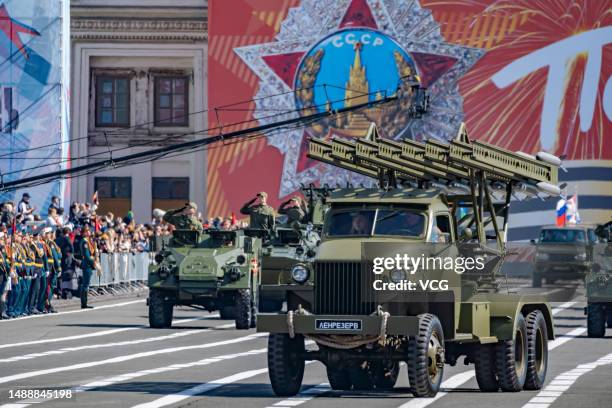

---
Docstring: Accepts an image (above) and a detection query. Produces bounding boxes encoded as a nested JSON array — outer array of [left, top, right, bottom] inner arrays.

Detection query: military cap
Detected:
[[186, 202, 198, 210], [257, 191, 268, 198]]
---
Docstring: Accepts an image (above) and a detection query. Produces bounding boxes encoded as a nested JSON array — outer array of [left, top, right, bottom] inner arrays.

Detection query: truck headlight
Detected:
[[390, 269, 406, 283], [536, 253, 549, 261], [291, 264, 309, 284], [575, 253, 587, 261]]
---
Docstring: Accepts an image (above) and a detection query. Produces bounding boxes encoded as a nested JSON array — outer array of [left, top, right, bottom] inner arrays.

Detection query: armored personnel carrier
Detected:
[[586, 221, 612, 337], [148, 229, 261, 329], [257, 123, 562, 397]]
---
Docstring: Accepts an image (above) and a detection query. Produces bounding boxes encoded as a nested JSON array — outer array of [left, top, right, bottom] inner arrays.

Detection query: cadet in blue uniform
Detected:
[[79, 225, 95, 309]]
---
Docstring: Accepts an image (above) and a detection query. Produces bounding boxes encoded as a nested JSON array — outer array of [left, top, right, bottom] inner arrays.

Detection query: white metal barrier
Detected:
[[91, 252, 151, 287]]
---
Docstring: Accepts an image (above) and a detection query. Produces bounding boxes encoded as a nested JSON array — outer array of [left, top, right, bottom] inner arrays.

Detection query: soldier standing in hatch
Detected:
[[278, 196, 307, 225], [163, 202, 203, 231], [240, 192, 275, 230]]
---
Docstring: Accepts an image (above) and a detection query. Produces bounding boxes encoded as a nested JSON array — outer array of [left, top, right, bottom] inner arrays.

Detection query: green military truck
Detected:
[[531, 225, 599, 287], [148, 229, 261, 329], [257, 124, 562, 397], [586, 221, 612, 337]]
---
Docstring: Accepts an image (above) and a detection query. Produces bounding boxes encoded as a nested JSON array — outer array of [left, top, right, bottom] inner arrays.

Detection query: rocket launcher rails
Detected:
[[307, 122, 561, 197]]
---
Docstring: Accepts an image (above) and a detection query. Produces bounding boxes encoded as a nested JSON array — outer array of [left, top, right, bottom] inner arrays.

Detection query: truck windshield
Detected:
[[540, 229, 586, 243], [325, 209, 425, 237]]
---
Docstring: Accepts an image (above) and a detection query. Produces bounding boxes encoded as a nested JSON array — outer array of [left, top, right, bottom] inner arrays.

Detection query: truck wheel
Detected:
[[587, 303, 606, 338], [474, 344, 499, 392], [235, 289, 252, 330], [326, 366, 352, 390], [524, 310, 548, 390], [496, 313, 527, 392], [372, 361, 400, 389], [532, 272, 542, 288], [268, 334, 305, 396], [148, 289, 173, 328], [408, 313, 445, 397], [607, 309, 612, 328]]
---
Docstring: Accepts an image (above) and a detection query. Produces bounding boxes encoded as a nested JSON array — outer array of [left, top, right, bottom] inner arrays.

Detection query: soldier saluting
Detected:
[[278, 196, 307, 225], [240, 191, 275, 231], [163, 202, 203, 231]]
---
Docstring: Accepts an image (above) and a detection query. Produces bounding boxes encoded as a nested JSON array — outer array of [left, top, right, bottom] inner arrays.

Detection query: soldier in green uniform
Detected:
[[163, 202, 203, 231], [278, 196, 308, 225], [240, 191, 275, 231], [44, 228, 61, 313], [79, 225, 95, 309]]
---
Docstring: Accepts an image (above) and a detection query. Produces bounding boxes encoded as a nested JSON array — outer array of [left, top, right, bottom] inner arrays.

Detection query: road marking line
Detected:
[[0, 299, 145, 323], [0, 327, 215, 363], [0, 329, 265, 385], [398, 300, 582, 408], [521, 351, 612, 408], [0, 347, 269, 408], [266, 383, 330, 408], [0, 314, 219, 350]]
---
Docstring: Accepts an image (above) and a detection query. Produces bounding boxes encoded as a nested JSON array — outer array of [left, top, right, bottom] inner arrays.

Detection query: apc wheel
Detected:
[[268, 334, 305, 396], [587, 303, 606, 338], [408, 314, 445, 397], [326, 366, 351, 390], [474, 344, 499, 392], [372, 361, 400, 389], [148, 289, 173, 328], [235, 289, 252, 330], [532, 272, 542, 288], [496, 313, 527, 392], [524, 310, 548, 390]]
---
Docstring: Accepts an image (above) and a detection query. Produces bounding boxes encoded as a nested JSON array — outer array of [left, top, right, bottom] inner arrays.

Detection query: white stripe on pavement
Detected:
[[0, 329, 266, 385], [522, 352, 612, 408], [398, 299, 583, 408], [0, 299, 145, 323], [266, 383, 330, 408], [0, 328, 212, 363], [0, 314, 219, 350], [130, 368, 270, 408], [0, 347, 269, 408]]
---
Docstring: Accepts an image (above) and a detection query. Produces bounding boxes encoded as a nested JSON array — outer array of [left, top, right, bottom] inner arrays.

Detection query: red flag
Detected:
[[94, 216, 101, 233], [92, 190, 99, 205], [231, 212, 237, 226]]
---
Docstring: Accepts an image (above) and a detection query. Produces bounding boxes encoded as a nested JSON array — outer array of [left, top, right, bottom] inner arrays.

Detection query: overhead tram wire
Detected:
[[2, 86, 391, 179], [0, 91, 399, 192]]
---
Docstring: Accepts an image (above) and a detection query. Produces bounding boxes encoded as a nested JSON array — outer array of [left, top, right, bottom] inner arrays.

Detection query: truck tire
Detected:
[[148, 289, 173, 328], [408, 313, 445, 397], [474, 344, 499, 392], [496, 313, 527, 392], [372, 361, 399, 389], [524, 310, 548, 390], [532, 272, 542, 288], [326, 366, 351, 390], [587, 303, 606, 338], [235, 289, 252, 330], [607, 309, 612, 328], [268, 334, 305, 396]]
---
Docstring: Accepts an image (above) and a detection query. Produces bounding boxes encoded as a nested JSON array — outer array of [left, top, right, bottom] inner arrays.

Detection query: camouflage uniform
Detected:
[[278, 197, 307, 225], [163, 203, 203, 231], [240, 194, 275, 230]]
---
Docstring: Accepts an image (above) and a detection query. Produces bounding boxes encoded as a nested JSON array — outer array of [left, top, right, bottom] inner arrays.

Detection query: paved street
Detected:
[[0, 282, 610, 408]]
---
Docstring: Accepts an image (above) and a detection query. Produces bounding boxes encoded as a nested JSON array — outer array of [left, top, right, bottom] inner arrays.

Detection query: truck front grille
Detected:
[[313, 261, 375, 315]]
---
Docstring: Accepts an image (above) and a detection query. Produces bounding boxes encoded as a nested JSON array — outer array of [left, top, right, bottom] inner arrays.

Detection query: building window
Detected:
[[94, 177, 132, 217], [152, 177, 189, 211], [96, 76, 130, 127], [154, 76, 188, 126]]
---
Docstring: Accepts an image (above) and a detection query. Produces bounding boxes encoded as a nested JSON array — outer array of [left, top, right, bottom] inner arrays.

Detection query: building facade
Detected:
[[70, 0, 207, 222]]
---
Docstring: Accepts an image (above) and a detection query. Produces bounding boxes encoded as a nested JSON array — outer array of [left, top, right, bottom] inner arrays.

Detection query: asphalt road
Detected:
[[0, 281, 610, 408]]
